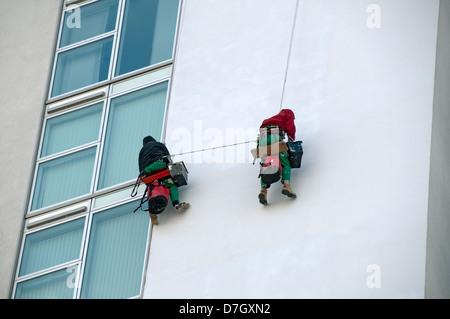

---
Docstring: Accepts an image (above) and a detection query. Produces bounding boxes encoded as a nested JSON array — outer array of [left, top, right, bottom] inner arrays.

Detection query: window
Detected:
[[31, 146, 97, 211], [40, 102, 103, 157], [80, 201, 150, 298], [31, 75, 170, 212], [15, 217, 86, 299], [50, 0, 180, 99], [18, 217, 86, 278], [98, 81, 168, 189], [14, 201, 150, 299], [115, 0, 179, 76], [31, 102, 103, 211], [59, 0, 119, 48], [13, 0, 181, 299], [52, 36, 114, 97]]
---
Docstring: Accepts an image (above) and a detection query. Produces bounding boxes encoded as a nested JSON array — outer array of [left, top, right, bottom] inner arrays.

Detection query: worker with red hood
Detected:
[[258, 109, 297, 205]]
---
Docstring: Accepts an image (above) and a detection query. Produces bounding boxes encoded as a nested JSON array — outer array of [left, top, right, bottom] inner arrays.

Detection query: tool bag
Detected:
[[286, 141, 303, 168], [259, 155, 283, 185], [147, 181, 170, 214], [168, 161, 189, 187], [132, 179, 170, 214]]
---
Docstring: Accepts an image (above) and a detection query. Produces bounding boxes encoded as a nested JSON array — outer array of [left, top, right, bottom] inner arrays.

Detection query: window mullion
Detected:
[[56, 30, 117, 54], [109, 0, 126, 80], [74, 209, 93, 299], [91, 85, 112, 195], [37, 141, 99, 164]]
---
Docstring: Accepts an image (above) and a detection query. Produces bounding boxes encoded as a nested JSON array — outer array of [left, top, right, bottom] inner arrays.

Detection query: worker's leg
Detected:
[[143, 161, 166, 175], [258, 134, 279, 204], [169, 185, 179, 205], [259, 184, 268, 205], [279, 151, 291, 182], [162, 179, 189, 212], [280, 151, 296, 198], [144, 162, 180, 205], [162, 179, 179, 205], [259, 134, 278, 188]]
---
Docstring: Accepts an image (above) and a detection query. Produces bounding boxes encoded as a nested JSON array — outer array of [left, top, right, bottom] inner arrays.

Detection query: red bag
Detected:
[[147, 181, 170, 214], [260, 155, 282, 185]]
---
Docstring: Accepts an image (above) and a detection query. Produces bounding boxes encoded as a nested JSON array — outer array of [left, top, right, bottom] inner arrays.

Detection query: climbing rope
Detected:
[[279, 0, 300, 110], [168, 140, 257, 158]]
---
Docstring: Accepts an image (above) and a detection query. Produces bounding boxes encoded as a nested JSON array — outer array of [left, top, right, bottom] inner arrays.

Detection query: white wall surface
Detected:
[[143, 0, 439, 298]]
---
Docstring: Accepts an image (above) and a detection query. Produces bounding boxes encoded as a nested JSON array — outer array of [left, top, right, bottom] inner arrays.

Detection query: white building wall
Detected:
[[143, 0, 440, 298]]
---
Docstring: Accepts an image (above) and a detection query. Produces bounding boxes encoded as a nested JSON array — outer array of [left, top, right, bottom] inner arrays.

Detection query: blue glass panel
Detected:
[[19, 217, 85, 277], [41, 102, 103, 157], [115, 0, 180, 76], [31, 147, 96, 211], [97, 81, 168, 190], [15, 268, 76, 299], [51, 36, 113, 97], [80, 201, 149, 299], [60, 0, 119, 47]]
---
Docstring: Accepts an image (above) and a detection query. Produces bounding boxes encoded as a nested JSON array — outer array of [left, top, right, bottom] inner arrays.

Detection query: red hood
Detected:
[[279, 109, 295, 121], [260, 109, 296, 140]]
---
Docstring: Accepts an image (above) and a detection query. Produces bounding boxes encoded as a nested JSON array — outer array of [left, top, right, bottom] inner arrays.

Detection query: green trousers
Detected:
[[143, 161, 179, 205], [258, 134, 291, 187]]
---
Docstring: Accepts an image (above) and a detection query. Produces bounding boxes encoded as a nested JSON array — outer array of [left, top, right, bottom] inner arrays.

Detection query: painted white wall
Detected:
[[143, 0, 439, 298]]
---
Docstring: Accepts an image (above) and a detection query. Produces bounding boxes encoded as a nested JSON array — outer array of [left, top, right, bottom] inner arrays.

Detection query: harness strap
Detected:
[[133, 185, 148, 213]]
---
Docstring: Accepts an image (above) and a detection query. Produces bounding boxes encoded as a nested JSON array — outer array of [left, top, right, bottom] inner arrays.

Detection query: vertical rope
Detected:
[[280, 0, 300, 110]]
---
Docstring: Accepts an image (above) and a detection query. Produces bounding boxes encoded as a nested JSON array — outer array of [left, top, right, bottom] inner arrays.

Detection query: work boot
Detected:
[[149, 213, 159, 225], [259, 186, 268, 206], [175, 202, 190, 212], [281, 181, 297, 199]]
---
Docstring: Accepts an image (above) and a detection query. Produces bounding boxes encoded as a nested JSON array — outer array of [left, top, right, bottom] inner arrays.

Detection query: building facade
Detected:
[[0, 0, 449, 299]]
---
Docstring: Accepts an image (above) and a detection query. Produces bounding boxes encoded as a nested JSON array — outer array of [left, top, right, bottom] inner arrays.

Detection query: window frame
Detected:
[[28, 68, 172, 216], [94, 77, 171, 192], [49, 0, 122, 100], [12, 213, 89, 299], [13, 195, 151, 299], [28, 99, 107, 214], [48, 0, 181, 102], [76, 198, 151, 299]]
